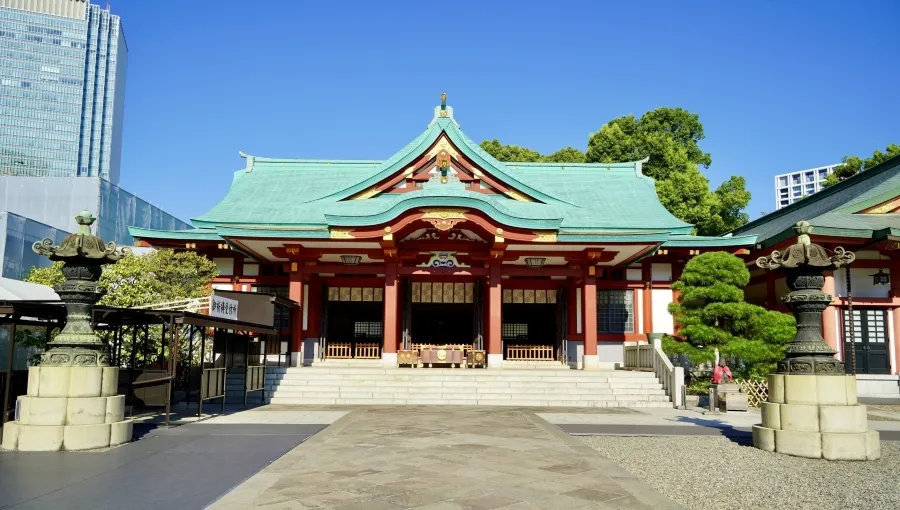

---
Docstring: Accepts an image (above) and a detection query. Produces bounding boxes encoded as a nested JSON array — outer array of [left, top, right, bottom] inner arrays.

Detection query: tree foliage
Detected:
[[823, 143, 900, 188], [480, 107, 750, 236], [666, 252, 796, 378], [25, 249, 218, 307]]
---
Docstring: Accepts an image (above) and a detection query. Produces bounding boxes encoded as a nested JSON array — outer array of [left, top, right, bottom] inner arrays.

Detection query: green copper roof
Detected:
[[129, 104, 763, 250], [128, 227, 222, 241], [662, 234, 757, 248], [732, 155, 900, 246]]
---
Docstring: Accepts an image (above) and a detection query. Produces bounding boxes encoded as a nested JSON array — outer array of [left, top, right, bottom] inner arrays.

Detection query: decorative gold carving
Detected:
[[350, 186, 379, 200], [350, 287, 362, 301], [443, 282, 454, 303], [503, 289, 512, 303], [532, 232, 557, 243], [432, 282, 443, 303], [384, 226, 392, 233], [421, 208, 467, 231], [422, 282, 432, 303], [464, 282, 474, 303], [339, 287, 351, 301], [328, 287, 339, 301], [513, 289, 524, 303], [496, 228, 503, 235], [548, 289, 557, 304], [863, 197, 900, 214], [437, 349, 448, 361], [329, 228, 354, 239], [412, 282, 421, 302], [362, 288, 374, 302], [524, 289, 535, 303], [426, 137, 459, 159], [535, 289, 546, 304], [505, 189, 535, 202], [374, 288, 383, 302]]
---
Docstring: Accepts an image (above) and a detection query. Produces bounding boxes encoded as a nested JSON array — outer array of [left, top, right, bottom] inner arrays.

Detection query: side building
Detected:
[[738, 155, 900, 398]]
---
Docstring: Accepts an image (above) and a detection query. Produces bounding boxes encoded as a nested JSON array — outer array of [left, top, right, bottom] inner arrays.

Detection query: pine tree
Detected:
[[664, 252, 796, 378]]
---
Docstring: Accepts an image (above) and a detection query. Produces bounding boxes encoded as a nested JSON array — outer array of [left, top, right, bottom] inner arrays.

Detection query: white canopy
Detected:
[[0, 277, 60, 301]]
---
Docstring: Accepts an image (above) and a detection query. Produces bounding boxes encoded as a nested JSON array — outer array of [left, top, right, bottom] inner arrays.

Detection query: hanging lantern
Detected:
[[340, 255, 362, 266], [524, 257, 546, 268], [871, 269, 890, 286]]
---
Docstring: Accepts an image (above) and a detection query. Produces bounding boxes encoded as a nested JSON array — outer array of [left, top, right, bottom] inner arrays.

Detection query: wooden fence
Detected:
[[506, 345, 554, 361], [354, 343, 381, 359], [736, 378, 768, 407], [326, 342, 352, 359]]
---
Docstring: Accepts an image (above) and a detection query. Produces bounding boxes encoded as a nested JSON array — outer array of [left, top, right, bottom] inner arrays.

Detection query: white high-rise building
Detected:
[[774, 164, 837, 210]]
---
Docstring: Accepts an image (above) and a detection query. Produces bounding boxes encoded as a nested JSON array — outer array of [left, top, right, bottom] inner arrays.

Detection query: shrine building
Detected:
[[129, 97, 761, 370]]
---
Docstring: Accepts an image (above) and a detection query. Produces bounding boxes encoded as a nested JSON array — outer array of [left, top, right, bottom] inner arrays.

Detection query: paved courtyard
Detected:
[[212, 407, 681, 509]]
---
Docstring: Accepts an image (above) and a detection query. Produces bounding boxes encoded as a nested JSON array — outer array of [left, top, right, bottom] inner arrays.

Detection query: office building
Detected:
[[774, 164, 836, 210], [0, 1, 189, 280], [0, 0, 126, 184]]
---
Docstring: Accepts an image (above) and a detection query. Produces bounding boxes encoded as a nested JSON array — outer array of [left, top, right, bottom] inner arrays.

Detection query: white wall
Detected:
[[833, 268, 891, 299], [651, 289, 674, 334], [213, 257, 234, 276], [651, 263, 672, 281]]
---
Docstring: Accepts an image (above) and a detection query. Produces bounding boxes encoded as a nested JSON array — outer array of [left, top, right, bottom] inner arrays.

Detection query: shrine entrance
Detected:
[[320, 285, 384, 360], [501, 287, 562, 362], [400, 280, 484, 367]]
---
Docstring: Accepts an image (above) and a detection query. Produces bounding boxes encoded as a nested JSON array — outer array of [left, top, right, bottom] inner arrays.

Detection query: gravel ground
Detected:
[[869, 404, 900, 413], [581, 435, 900, 510]]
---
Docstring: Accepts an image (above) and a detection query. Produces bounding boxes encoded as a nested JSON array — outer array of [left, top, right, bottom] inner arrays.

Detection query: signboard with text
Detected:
[[209, 294, 239, 320]]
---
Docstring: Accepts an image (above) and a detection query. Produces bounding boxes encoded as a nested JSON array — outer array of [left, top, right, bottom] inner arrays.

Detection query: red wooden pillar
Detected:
[[890, 256, 900, 375], [821, 271, 840, 357], [642, 260, 653, 334], [383, 263, 399, 361], [487, 264, 503, 366], [583, 268, 598, 369], [289, 264, 304, 359]]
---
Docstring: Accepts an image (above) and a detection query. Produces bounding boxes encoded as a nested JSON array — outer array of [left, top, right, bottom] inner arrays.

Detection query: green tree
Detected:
[[542, 147, 586, 163], [586, 108, 749, 236], [823, 143, 900, 188], [26, 249, 218, 307], [664, 252, 796, 379], [480, 139, 542, 162]]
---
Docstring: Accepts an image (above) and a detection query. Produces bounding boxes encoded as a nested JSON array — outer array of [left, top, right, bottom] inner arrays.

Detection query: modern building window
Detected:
[[597, 290, 634, 333], [792, 175, 801, 185], [778, 176, 788, 187]]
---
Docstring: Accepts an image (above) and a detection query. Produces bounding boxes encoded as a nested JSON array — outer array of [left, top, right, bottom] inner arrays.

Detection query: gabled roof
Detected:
[[131, 102, 759, 249], [732, 155, 900, 246]]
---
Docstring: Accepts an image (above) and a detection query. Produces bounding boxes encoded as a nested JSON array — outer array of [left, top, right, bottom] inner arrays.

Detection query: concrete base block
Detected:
[[487, 354, 503, 369], [17, 424, 64, 451], [784, 375, 817, 405], [110, 420, 133, 446], [822, 432, 867, 461], [105, 395, 125, 423], [1, 422, 19, 450], [775, 429, 822, 459], [819, 405, 867, 433], [866, 430, 881, 460], [18, 396, 68, 426], [66, 396, 108, 425], [101, 367, 119, 397], [719, 392, 748, 412], [381, 353, 398, 368], [752, 425, 775, 452], [583, 354, 600, 370], [846, 376, 858, 406], [779, 403, 820, 432], [26, 366, 41, 397], [761, 402, 781, 429], [63, 423, 111, 451], [768, 374, 785, 404], [37, 366, 71, 397], [68, 367, 103, 397], [816, 375, 850, 406]]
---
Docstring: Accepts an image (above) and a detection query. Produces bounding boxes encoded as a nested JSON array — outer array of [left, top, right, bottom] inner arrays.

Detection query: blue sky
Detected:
[[112, 0, 899, 224]]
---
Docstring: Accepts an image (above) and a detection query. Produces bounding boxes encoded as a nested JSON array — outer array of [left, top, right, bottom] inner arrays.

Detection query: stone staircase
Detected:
[[264, 366, 672, 407]]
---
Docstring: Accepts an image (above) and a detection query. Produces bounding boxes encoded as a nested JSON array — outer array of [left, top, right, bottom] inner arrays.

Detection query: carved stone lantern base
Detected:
[[1, 366, 133, 451], [40, 346, 109, 367], [752, 374, 880, 460]]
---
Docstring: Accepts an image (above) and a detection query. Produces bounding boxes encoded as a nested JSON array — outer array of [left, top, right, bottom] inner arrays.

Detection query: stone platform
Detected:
[[1, 366, 133, 451], [752, 374, 880, 460]]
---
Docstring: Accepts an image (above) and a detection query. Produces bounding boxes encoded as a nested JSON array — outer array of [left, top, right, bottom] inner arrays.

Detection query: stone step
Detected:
[[267, 367, 656, 377], [266, 374, 658, 383], [267, 396, 672, 407], [265, 387, 666, 398], [264, 378, 663, 389]]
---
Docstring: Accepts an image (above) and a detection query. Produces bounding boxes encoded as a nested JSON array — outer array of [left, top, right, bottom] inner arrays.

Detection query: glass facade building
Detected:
[[0, 176, 191, 280], [0, 0, 126, 184]]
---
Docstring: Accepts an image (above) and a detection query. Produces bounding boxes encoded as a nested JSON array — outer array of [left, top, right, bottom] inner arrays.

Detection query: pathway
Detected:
[[211, 407, 681, 509]]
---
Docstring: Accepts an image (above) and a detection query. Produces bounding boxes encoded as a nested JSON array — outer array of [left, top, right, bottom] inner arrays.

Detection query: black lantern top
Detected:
[[33, 210, 130, 263], [756, 221, 855, 271]]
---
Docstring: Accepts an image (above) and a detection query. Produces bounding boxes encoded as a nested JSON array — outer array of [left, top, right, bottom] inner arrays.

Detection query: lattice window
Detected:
[[253, 285, 289, 298], [597, 290, 634, 333], [354, 321, 383, 339], [502, 323, 528, 342], [842, 308, 886, 343]]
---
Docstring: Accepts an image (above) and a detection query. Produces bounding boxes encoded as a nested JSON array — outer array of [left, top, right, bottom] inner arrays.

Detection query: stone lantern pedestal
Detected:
[[752, 221, 879, 460], [1, 211, 134, 451]]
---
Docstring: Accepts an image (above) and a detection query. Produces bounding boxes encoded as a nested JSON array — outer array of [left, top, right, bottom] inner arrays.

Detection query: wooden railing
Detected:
[[354, 343, 381, 359], [506, 345, 554, 361], [623, 336, 684, 408], [326, 342, 352, 359]]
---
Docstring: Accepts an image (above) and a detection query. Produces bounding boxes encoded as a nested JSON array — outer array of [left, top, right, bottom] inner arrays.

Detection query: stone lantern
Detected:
[[752, 221, 879, 460], [1, 211, 134, 451]]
